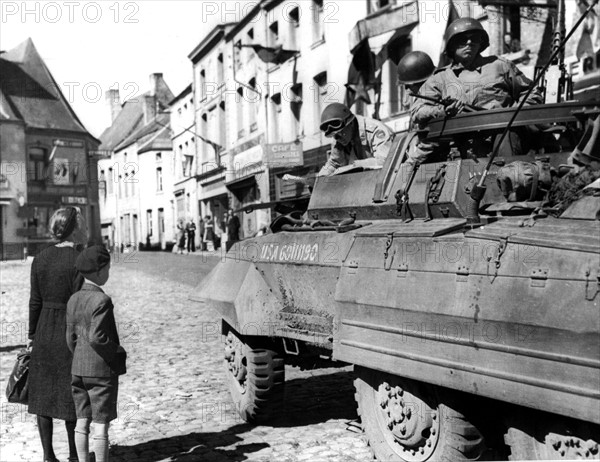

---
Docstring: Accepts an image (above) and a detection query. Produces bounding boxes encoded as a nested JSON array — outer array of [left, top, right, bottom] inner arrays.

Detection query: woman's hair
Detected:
[[49, 207, 81, 241]]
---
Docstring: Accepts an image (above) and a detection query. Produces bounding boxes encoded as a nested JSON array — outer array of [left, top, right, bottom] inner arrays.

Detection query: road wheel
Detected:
[[505, 419, 600, 460], [224, 331, 284, 423], [354, 367, 485, 461]]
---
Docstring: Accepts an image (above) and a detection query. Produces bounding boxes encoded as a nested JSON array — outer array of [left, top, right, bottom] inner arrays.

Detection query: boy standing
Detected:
[[66, 245, 126, 462]]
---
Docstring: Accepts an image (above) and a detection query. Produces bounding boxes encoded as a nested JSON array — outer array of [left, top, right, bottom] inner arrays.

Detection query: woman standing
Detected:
[[28, 207, 88, 462], [176, 219, 186, 255], [203, 215, 215, 251]]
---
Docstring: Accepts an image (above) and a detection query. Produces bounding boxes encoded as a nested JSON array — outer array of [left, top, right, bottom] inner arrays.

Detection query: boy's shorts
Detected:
[[71, 375, 118, 423]]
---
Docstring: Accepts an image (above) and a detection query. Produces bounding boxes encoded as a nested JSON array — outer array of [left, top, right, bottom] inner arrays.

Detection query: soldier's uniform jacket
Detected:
[[413, 55, 543, 126], [319, 115, 394, 176]]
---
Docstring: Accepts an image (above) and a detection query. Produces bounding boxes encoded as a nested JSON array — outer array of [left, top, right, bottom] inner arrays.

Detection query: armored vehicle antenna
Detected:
[[467, 0, 600, 224]]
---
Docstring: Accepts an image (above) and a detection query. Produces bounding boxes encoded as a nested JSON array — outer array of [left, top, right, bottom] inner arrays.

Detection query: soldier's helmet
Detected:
[[444, 17, 490, 55], [397, 51, 435, 85], [320, 103, 356, 137]]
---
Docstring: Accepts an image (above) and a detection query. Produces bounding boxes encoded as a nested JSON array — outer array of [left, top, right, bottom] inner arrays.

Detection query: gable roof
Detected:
[[114, 112, 171, 152], [99, 79, 173, 152], [0, 38, 94, 137]]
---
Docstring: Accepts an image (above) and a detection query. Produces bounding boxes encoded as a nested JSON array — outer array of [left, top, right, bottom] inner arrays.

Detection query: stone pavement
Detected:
[[0, 252, 373, 462]]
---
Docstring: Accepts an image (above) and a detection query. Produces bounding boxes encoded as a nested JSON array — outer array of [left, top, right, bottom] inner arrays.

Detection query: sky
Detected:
[[1, 1, 257, 138]]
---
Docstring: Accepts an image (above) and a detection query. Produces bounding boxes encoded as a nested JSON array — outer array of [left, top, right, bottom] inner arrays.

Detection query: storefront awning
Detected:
[[225, 175, 256, 191], [0, 199, 11, 206]]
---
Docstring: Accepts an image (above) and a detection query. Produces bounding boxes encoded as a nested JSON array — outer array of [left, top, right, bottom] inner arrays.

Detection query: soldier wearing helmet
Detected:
[[397, 51, 435, 96], [413, 17, 543, 155], [396, 51, 442, 168], [318, 102, 394, 176]]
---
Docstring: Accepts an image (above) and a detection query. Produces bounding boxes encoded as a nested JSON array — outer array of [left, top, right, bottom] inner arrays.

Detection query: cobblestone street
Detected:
[[0, 251, 373, 462]]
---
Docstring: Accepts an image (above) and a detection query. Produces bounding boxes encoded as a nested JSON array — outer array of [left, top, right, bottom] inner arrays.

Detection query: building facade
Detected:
[[97, 74, 175, 251], [0, 39, 101, 259], [189, 23, 236, 246], [169, 84, 201, 249]]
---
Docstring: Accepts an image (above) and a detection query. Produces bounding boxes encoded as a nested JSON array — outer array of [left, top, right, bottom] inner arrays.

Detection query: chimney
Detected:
[[143, 94, 157, 124], [149, 73, 163, 96], [105, 89, 121, 122]]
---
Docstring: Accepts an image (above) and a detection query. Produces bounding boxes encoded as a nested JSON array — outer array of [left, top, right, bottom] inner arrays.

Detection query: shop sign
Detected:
[[89, 149, 112, 159], [264, 142, 304, 167], [54, 139, 84, 148], [62, 196, 88, 205]]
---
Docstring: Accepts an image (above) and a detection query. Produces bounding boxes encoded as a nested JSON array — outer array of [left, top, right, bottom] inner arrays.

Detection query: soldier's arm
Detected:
[[412, 78, 446, 126], [508, 61, 543, 106], [318, 145, 345, 176]]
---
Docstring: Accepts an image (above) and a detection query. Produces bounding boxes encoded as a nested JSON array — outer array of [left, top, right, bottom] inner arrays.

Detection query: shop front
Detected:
[[18, 185, 90, 256], [226, 144, 270, 239], [199, 172, 228, 250]]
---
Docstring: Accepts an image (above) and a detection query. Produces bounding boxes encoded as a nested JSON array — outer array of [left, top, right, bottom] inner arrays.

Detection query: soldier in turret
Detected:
[[413, 17, 543, 156], [318, 103, 394, 176], [396, 51, 439, 168]]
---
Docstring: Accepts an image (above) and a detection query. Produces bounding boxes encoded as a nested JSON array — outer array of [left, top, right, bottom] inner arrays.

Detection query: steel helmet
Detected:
[[320, 103, 356, 136], [444, 17, 489, 54], [397, 51, 435, 85]]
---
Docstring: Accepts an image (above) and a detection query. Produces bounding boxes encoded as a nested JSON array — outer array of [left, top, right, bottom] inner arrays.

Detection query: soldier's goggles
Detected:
[[320, 115, 354, 137], [455, 32, 483, 47]]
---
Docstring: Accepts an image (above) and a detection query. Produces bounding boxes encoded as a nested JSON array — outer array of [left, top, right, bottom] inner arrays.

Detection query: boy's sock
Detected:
[[92, 435, 109, 462], [74, 419, 90, 462]]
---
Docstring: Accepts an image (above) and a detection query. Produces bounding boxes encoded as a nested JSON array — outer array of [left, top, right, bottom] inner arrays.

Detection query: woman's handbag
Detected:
[[6, 347, 31, 404]]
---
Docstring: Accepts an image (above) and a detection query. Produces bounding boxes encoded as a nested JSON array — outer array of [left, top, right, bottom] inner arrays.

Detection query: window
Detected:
[[199, 69, 206, 100], [118, 175, 123, 198], [290, 83, 303, 135], [108, 168, 113, 194], [247, 28, 254, 40], [219, 101, 226, 149], [312, 0, 324, 44], [271, 93, 282, 142], [234, 40, 242, 69], [289, 7, 300, 50], [147, 209, 153, 236], [201, 113, 208, 161], [248, 78, 258, 132], [237, 87, 245, 138], [184, 155, 193, 177], [217, 53, 224, 83], [313, 71, 328, 130], [268, 21, 279, 47], [156, 167, 163, 192], [28, 147, 47, 182], [156, 152, 162, 161]]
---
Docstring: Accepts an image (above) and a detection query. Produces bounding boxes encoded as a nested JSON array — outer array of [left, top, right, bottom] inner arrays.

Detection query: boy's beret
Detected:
[[75, 245, 110, 275]]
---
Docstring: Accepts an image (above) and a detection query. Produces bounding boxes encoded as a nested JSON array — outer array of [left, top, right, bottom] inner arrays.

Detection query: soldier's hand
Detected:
[[444, 99, 465, 117]]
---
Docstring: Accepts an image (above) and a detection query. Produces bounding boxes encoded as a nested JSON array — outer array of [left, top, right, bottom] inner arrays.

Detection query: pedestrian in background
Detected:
[[176, 219, 186, 255], [203, 215, 215, 251], [198, 218, 206, 251], [28, 207, 88, 462], [67, 245, 126, 462], [186, 218, 196, 253], [225, 209, 241, 251]]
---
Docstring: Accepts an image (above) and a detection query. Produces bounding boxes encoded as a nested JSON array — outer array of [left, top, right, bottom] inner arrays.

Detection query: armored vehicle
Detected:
[[193, 96, 599, 460], [192, 4, 600, 453]]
